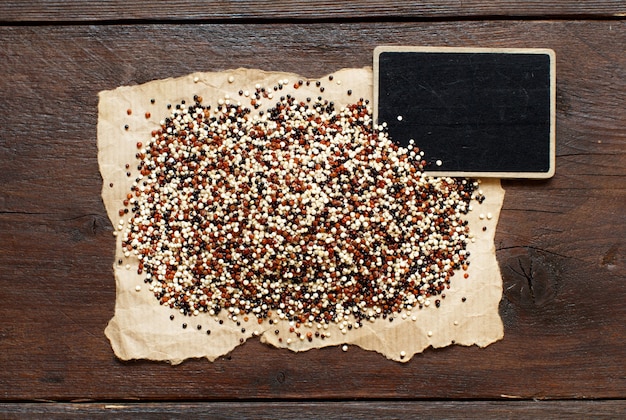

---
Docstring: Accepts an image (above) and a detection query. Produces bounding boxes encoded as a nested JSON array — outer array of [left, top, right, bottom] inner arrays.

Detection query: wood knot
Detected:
[[499, 248, 559, 309], [72, 214, 110, 242], [276, 371, 286, 384]]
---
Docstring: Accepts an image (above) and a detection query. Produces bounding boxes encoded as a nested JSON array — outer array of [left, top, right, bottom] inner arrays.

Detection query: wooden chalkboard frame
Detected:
[[373, 46, 556, 179]]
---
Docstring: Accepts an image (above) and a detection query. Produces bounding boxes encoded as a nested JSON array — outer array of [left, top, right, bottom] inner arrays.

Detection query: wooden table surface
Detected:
[[1, 1, 625, 417]]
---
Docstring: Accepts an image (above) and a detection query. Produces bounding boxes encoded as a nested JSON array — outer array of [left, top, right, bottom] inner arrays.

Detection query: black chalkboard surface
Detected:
[[374, 47, 555, 178]]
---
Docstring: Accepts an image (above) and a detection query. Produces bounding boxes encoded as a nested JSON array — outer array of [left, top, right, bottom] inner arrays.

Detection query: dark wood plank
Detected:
[[0, 0, 625, 22], [1, 401, 626, 418], [0, 21, 625, 401]]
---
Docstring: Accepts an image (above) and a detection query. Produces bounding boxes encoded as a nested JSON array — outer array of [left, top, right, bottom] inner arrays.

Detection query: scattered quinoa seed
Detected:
[[120, 78, 480, 344]]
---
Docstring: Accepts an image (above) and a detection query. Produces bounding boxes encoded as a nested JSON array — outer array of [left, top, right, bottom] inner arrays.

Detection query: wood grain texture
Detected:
[[0, 0, 625, 22], [0, 20, 625, 402], [1, 401, 626, 418]]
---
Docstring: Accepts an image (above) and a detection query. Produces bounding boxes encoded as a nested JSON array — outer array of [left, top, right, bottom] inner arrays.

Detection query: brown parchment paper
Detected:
[[99, 68, 504, 364]]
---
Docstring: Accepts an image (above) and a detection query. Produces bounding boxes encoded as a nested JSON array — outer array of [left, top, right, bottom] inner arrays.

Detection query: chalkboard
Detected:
[[374, 47, 555, 178]]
